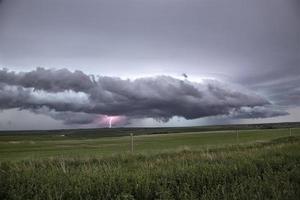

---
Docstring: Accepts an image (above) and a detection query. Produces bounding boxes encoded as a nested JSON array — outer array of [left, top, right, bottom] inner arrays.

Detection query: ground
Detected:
[[0, 124, 299, 199]]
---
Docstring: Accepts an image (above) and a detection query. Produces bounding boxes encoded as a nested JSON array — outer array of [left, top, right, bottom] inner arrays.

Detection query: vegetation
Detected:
[[1, 126, 299, 161], [0, 125, 299, 199]]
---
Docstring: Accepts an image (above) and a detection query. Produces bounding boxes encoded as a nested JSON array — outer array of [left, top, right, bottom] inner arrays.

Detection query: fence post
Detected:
[[130, 133, 134, 153]]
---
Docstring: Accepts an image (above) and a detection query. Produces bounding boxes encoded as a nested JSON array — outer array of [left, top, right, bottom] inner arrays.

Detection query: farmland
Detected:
[[0, 123, 300, 199]]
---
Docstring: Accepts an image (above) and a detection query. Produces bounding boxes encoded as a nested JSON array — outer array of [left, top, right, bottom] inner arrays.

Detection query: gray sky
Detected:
[[0, 0, 299, 130]]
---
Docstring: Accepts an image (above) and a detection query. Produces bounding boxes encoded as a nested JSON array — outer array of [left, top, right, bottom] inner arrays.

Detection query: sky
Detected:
[[0, 0, 299, 130]]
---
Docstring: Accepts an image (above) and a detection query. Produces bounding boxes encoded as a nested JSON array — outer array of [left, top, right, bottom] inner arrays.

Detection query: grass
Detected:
[[0, 127, 300, 199], [0, 128, 299, 160]]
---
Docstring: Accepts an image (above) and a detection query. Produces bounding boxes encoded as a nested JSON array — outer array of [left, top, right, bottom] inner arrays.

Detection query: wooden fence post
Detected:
[[130, 133, 134, 153]]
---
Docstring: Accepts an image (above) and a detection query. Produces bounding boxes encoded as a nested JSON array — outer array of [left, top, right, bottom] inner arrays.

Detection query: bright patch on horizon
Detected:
[[98, 115, 127, 128]]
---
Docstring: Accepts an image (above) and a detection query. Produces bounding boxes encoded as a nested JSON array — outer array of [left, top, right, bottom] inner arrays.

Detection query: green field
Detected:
[[0, 127, 299, 161], [0, 124, 300, 199]]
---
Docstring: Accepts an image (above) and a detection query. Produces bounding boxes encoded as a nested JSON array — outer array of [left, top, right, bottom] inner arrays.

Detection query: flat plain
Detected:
[[0, 123, 300, 199]]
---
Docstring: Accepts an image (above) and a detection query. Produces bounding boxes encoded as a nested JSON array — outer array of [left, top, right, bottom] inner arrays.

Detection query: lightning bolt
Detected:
[[109, 117, 113, 128]]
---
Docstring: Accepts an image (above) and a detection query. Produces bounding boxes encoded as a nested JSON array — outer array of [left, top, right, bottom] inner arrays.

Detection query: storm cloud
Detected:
[[0, 68, 287, 125], [228, 106, 289, 119], [0, 0, 299, 129], [0, 68, 94, 92]]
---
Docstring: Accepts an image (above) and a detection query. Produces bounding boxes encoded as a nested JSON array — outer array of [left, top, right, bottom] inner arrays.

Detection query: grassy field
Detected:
[[0, 125, 300, 199], [0, 127, 299, 161]]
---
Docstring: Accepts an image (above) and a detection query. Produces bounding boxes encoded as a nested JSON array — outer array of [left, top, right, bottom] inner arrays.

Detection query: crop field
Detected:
[[0, 124, 300, 199]]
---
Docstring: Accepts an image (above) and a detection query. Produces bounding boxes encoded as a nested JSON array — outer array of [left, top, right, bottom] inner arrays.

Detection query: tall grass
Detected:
[[0, 137, 299, 200]]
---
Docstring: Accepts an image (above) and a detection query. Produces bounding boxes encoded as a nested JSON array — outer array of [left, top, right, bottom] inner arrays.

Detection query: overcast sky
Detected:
[[0, 0, 299, 130]]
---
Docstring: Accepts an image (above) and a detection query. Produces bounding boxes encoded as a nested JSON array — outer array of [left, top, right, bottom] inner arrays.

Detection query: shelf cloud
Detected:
[[0, 68, 288, 125], [0, 0, 299, 129]]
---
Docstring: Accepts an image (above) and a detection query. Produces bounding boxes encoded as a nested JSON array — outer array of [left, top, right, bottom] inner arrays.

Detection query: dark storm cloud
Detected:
[[0, 82, 91, 112], [0, 68, 95, 92], [0, 83, 31, 109], [0, 68, 287, 124], [229, 106, 289, 119]]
